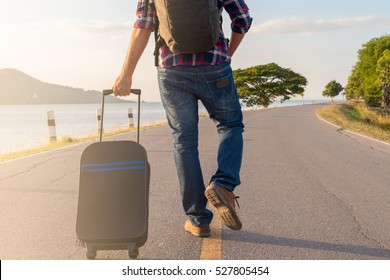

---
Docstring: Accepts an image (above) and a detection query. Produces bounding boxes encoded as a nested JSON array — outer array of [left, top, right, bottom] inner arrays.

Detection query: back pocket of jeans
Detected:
[[207, 72, 240, 111], [158, 74, 187, 108]]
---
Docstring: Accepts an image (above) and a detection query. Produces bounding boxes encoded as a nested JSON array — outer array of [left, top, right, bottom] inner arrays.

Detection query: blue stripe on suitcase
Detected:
[[81, 161, 146, 173]]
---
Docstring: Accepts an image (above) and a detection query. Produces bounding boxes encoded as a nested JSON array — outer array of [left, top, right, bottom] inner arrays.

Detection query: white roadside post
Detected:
[[128, 107, 134, 127], [96, 108, 102, 135], [46, 110, 57, 142]]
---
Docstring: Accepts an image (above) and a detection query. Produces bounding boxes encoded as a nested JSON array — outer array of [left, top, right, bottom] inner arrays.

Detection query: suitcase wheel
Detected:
[[129, 248, 139, 259], [86, 245, 97, 260]]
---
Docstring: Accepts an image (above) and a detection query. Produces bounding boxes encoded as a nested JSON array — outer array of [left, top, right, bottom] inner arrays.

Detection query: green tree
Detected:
[[233, 63, 308, 108], [345, 35, 390, 107], [322, 80, 343, 102], [345, 67, 364, 101], [377, 49, 390, 107]]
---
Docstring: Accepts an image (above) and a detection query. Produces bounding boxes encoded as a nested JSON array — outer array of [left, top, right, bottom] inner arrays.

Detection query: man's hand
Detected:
[[113, 73, 132, 97]]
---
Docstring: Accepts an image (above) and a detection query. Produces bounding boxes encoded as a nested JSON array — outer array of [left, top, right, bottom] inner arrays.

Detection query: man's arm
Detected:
[[229, 32, 245, 56], [113, 28, 152, 97], [223, 0, 252, 56]]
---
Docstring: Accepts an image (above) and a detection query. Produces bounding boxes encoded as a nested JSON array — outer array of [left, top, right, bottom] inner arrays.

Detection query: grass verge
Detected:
[[0, 121, 168, 163], [317, 102, 390, 143]]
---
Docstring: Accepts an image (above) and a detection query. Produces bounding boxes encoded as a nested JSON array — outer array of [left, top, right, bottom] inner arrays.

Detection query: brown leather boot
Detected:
[[205, 183, 242, 230], [184, 220, 211, 237]]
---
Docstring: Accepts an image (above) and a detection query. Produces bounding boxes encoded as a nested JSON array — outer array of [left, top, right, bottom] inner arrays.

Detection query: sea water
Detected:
[[0, 102, 169, 155], [0, 99, 328, 155]]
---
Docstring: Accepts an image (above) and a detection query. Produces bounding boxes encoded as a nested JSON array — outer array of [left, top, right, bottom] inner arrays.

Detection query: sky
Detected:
[[1, 0, 389, 102]]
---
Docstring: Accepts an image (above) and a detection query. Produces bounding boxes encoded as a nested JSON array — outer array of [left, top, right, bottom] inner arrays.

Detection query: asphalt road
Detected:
[[1, 104, 389, 260]]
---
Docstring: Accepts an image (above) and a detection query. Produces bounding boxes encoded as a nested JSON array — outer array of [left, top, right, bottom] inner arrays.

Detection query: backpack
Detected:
[[147, 0, 221, 55]]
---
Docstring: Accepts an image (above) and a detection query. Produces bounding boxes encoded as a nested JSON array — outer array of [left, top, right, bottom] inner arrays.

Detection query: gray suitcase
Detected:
[[76, 89, 150, 259]]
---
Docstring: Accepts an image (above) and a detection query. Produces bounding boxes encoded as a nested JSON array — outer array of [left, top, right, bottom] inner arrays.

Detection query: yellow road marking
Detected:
[[200, 208, 222, 260]]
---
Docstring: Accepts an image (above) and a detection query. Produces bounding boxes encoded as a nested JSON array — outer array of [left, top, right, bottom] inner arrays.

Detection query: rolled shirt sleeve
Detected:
[[223, 0, 253, 34], [134, 0, 156, 31]]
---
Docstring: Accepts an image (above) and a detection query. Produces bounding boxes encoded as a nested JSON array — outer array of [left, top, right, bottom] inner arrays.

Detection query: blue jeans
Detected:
[[157, 62, 244, 226]]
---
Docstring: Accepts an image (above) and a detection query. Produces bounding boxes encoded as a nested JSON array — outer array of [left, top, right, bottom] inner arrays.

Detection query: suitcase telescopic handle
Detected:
[[103, 89, 141, 96], [100, 89, 142, 143]]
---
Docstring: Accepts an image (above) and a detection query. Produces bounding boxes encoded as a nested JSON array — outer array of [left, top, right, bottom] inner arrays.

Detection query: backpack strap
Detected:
[[153, 21, 165, 67], [144, 0, 163, 67]]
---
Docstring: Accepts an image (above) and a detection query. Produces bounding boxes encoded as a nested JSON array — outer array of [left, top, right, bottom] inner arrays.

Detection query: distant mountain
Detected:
[[0, 69, 126, 105]]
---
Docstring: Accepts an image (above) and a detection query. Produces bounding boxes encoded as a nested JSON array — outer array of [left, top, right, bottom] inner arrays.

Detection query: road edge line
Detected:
[[316, 113, 390, 147]]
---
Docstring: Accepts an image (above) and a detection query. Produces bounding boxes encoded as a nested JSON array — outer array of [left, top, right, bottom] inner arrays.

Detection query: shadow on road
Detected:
[[225, 231, 390, 259]]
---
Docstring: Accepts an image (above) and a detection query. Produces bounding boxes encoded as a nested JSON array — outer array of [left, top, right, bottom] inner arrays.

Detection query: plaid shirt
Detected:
[[134, 0, 252, 68]]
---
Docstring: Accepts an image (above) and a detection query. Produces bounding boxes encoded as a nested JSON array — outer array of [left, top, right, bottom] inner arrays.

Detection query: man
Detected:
[[113, 0, 252, 237]]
